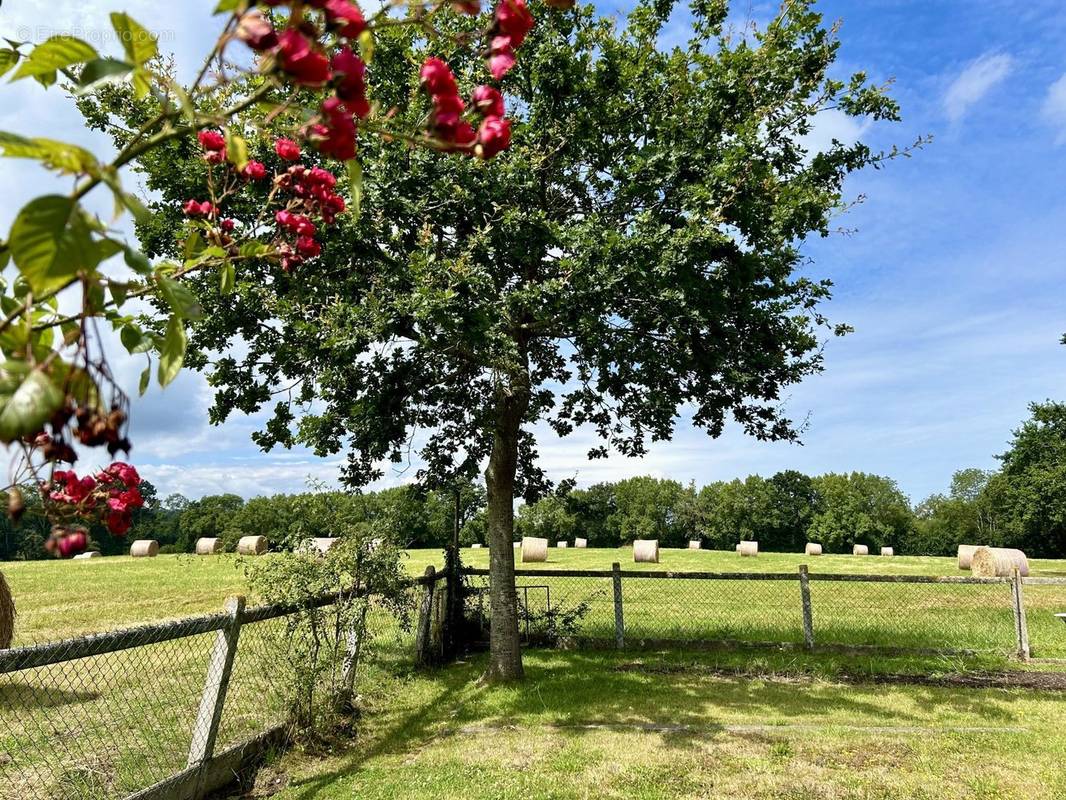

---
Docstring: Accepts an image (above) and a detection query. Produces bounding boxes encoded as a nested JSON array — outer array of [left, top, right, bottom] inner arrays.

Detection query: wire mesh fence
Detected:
[[463, 566, 1039, 657], [806, 576, 1016, 653], [0, 620, 222, 800], [1019, 579, 1066, 659], [0, 580, 432, 800]]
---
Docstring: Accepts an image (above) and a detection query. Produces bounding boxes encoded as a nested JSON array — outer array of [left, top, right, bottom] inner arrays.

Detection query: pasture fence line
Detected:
[[463, 564, 1066, 660], [0, 570, 447, 800]]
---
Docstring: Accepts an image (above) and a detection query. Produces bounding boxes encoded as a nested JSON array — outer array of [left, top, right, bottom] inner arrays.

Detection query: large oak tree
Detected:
[[95, 0, 904, 680]]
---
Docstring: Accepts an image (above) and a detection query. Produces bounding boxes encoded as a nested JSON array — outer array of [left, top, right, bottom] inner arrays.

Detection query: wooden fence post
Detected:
[[415, 566, 436, 666], [612, 562, 625, 650], [798, 565, 814, 650], [188, 596, 245, 779], [1011, 567, 1030, 661]]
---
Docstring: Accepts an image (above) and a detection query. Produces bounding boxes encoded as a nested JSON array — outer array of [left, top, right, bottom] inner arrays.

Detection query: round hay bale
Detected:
[[957, 544, 981, 571], [633, 539, 659, 564], [521, 537, 548, 563], [513, 541, 521, 548], [314, 538, 338, 555], [688, 541, 701, 550], [296, 537, 338, 556], [574, 538, 588, 549], [804, 542, 823, 556], [0, 571, 15, 650], [130, 539, 159, 558], [880, 547, 895, 557], [852, 544, 869, 556], [557, 541, 568, 549], [970, 547, 1029, 578], [73, 552, 102, 560], [738, 541, 758, 557], [471, 543, 483, 549], [236, 536, 268, 556], [195, 538, 223, 556], [735, 543, 742, 553]]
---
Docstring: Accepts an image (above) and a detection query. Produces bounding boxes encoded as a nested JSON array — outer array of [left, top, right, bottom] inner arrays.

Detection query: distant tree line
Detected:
[[2, 402, 1065, 560]]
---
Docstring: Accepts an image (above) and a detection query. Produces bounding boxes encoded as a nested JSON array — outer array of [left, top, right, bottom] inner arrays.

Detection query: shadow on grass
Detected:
[[0, 681, 99, 710], [280, 646, 1036, 800]]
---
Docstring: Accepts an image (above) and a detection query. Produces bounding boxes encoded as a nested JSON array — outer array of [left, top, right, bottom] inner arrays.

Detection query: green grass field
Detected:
[[238, 648, 1066, 800], [4, 547, 1066, 656], [3, 548, 1066, 799]]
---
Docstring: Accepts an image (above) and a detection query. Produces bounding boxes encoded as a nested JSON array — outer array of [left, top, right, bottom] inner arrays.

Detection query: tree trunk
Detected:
[[443, 487, 462, 659], [482, 377, 528, 682]]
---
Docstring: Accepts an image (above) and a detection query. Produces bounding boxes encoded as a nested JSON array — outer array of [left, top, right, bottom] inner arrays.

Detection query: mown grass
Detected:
[[250, 648, 1066, 800], [2, 549, 1066, 799], [4, 547, 1066, 655]]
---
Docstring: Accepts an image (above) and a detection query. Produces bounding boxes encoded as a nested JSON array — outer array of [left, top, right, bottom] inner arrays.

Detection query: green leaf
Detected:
[[0, 365, 64, 443], [357, 31, 375, 64], [110, 13, 158, 68], [215, 0, 249, 13], [220, 261, 236, 295], [0, 49, 19, 80], [100, 168, 150, 223], [183, 230, 205, 261], [0, 132, 99, 176], [0, 243, 9, 271], [34, 71, 58, 89], [187, 245, 226, 267], [224, 128, 249, 171], [124, 246, 152, 275], [157, 276, 203, 319], [110, 281, 129, 307], [120, 324, 141, 353], [139, 363, 151, 396], [132, 68, 151, 100], [94, 237, 124, 264], [347, 158, 363, 221], [12, 36, 99, 81], [8, 195, 94, 296], [157, 315, 187, 387], [75, 58, 134, 94], [238, 240, 272, 258], [120, 323, 153, 354]]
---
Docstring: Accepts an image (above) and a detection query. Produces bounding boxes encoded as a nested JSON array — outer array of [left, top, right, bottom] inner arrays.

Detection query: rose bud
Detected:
[[275, 138, 302, 161], [476, 116, 511, 159], [198, 130, 226, 151], [243, 160, 268, 181], [472, 85, 505, 118], [236, 10, 279, 52]]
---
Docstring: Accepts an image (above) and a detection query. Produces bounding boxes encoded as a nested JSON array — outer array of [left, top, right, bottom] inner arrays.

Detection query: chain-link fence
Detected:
[[0, 574, 441, 800], [1019, 578, 1066, 659], [463, 566, 1057, 658]]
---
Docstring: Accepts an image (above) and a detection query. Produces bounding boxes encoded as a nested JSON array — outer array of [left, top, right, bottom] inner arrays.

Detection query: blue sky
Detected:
[[1, 0, 1064, 503]]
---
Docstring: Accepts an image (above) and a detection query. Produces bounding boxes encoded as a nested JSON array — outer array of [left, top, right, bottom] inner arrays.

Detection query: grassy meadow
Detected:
[[238, 648, 1066, 800], [3, 548, 1066, 799], [3, 547, 1066, 656]]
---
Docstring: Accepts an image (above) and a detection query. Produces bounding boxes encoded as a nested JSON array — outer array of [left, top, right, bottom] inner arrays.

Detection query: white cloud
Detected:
[[944, 53, 1014, 122], [800, 109, 872, 156], [1042, 73, 1066, 143]]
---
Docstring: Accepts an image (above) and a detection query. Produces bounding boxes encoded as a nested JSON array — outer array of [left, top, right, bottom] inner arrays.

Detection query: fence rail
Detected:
[[464, 565, 1066, 660], [0, 571, 447, 800]]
